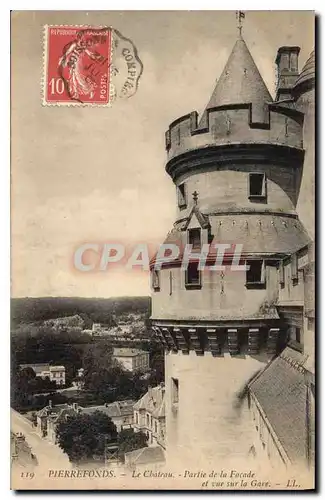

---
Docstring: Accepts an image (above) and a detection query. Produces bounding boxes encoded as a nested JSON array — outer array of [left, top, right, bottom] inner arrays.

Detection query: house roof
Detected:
[[81, 400, 135, 419], [113, 348, 148, 358], [165, 214, 310, 257], [249, 347, 308, 464], [49, 407, 77, 424], [49, 366, 65, 371], [20, 363, 49, 374], [294, 50, 315, 94], [125, 446, 165, 465], [183, 205, 210, 230], [37, 400, 135, 421], [37, 403, 71, 418], [201, 36, 272, 118], [134, 385, 165, 418]]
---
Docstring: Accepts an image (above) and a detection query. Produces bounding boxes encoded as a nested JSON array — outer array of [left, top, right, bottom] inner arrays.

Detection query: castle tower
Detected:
[[151, 32, 310, 468], [293, 50, 315, 374], [294, 50, 315, 241]]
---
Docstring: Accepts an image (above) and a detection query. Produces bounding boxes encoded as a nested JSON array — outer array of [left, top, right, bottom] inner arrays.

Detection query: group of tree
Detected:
[[82, 342, 148, 402], [81, 340, 164, 403], [56, 411, 147, 464], [11, 354, 54, 409], [11, 328, 90, 388], [11, 296, 150, 326]]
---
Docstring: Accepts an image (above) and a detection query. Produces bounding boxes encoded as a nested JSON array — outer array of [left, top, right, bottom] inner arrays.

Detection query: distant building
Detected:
[[37, 401, 77, 442], [36, 399, 135, 443], [49, 366, 65, 386], [133, 384, 165, 449], [11, 432, 37, 467], [124, 446, 165, 471], [20, 363, 65, 386], [112, 348, 149, 372], [86, 323, 122, 338], [82, 400, 135, 432]]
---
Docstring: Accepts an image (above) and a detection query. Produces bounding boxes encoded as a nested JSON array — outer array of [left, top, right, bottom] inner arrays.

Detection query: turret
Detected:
[[151, 30, 311, 469]]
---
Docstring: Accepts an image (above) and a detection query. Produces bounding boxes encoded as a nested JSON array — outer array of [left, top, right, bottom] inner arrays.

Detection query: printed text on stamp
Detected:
[[45, 26, 112, 105]]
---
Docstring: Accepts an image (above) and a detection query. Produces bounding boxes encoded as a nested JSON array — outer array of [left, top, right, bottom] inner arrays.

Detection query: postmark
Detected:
[[43, 25, 143, 106]]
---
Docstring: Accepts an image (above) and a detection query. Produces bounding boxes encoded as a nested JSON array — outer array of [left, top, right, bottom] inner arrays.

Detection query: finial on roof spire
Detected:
[[192, 190, 198, 205], [236, 11, 245, 38]]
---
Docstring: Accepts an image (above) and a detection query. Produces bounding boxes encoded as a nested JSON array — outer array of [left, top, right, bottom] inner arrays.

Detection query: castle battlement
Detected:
[[165, 103, 304, 161]]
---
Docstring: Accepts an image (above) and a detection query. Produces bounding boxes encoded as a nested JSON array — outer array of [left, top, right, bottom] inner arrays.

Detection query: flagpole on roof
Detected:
[[236, 11, 245, 39]]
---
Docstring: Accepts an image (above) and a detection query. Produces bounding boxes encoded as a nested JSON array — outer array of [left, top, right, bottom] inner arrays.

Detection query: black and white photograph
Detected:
[[10, 10, 315, 490]]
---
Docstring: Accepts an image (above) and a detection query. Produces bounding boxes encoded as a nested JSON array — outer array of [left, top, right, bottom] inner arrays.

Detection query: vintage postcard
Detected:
[[11, 10, 315, 490]]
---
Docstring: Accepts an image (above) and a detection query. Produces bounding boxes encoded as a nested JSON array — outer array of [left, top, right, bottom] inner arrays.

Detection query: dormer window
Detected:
[[188, 228, 201, 250], [248, 173, 267, 200], [177, 183, 187, 209]]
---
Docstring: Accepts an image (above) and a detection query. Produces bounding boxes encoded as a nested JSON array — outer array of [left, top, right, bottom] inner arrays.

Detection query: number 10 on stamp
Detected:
[[43, 25, 112, 106]]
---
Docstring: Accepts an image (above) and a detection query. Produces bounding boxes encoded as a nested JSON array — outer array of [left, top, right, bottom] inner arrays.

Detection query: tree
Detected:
[[117, 429, 148, 462], [56, 411, 118, 463], [20, 367, 36, 381]]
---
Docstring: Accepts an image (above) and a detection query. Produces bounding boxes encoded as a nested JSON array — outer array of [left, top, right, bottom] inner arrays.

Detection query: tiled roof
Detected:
[[134, 385, 165, 418], [81, 400, 135, 418], [125, 446, 165, 465], [37, 404, 70, 418], [183, 205, 210, 230], [201, 37, 272, 118], [49, 407, 77, 424], [113, 348, 148, 358], [158, 214, 310, 259], [20, 363, 65, 373], [249, 347, 308, 464], [37, 400, 135, 420], [294, 50, 315, 92]]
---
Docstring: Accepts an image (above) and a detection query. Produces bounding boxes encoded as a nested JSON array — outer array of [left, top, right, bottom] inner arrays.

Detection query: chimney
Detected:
[[275, 46, 300, 101], [72, 402, 78, 411], [160, 382, 165, 396], [148, 385, 153, 398], [48, 400, 52, 409]]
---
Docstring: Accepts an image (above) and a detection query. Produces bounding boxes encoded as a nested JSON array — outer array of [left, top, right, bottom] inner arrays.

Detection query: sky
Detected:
[[11, 10, 315, 298]]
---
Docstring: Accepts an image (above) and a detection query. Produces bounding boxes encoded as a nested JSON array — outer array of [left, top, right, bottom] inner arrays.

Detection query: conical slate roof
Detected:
[[203, 36, 272, 111], [294, 50, 315, 91]]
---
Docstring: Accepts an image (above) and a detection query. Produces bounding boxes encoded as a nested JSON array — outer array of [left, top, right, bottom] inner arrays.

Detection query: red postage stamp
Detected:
[[44, 26, 112, 106]]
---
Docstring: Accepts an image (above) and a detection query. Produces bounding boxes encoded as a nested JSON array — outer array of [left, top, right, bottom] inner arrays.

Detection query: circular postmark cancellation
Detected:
[[43, 25, 143, 106]]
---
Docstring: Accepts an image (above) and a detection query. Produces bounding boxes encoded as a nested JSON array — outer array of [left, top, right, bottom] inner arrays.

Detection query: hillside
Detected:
[[11, 296, 151, 326]]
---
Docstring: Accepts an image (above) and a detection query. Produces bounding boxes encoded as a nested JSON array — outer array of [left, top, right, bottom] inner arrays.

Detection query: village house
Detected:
[[36, 399, 135, 444], [133, 384, 166, 449], [20, 363, 65, 386], [112, 348, 150, 373], [124, 446, 166, 472]]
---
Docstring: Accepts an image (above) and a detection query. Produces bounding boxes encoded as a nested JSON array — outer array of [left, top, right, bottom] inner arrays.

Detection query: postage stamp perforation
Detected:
[[42, 24, 143, 107], [42, 24, 114, 107]]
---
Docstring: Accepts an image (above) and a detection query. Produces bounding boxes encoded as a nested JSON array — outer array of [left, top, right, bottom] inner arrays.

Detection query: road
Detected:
[[11, 408, 71, 469]]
